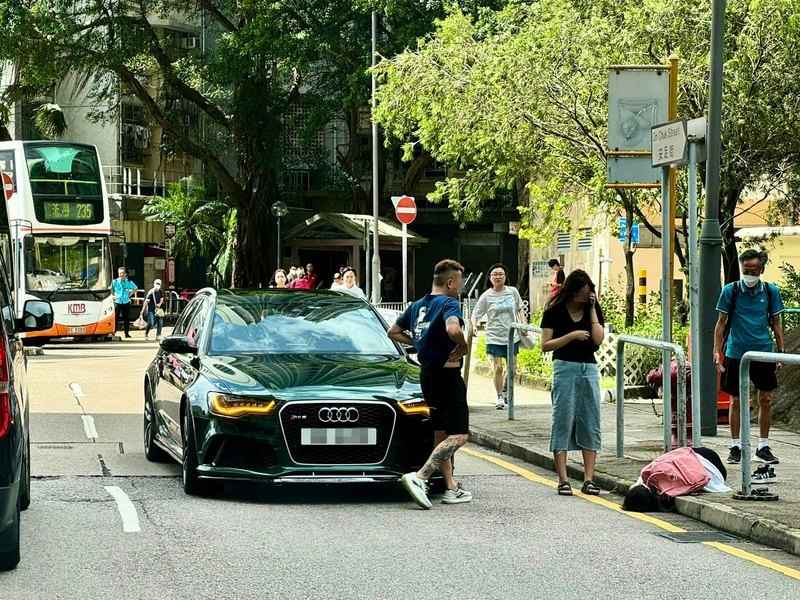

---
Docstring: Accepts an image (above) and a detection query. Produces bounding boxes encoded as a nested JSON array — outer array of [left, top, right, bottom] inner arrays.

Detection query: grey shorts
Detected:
[[550, 360, 602, 452]]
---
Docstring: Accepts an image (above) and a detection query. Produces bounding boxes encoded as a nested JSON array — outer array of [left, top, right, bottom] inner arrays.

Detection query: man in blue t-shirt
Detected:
[[111, 267, 139, 338], [713, 249, 786, 465], [388, 259, 471, 509]]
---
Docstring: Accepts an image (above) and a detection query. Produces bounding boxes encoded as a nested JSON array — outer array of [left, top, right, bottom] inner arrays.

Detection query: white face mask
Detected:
[[742, 274, 760, 288]]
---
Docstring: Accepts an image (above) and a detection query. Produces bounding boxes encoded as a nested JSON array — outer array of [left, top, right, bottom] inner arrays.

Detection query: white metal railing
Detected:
[[615, 334, 696, 456], [104, 165, 168, 197], [737, 350, 800, 499]]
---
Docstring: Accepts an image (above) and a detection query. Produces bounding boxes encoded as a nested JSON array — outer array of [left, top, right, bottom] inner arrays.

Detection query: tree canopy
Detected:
[[374, 0, 800, 284], [0, 0, 503, 285]]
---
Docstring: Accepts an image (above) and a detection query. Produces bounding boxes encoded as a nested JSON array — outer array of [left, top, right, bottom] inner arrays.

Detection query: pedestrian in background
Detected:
[[272, 269, 287, 288], [540, 269, 605, 496], [141, 278, 165, 341], [340, 268, 366, 300], [548, 259, 565, 299], [389, 259, 472, 508], [471, 263, 531, 409], [713, 249, 785, 465], [111, 267, 138, 339], [330, 272, 344, 290]]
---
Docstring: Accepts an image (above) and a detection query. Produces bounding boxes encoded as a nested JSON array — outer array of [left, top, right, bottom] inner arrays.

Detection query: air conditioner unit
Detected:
[[181, 36, 198, 49]]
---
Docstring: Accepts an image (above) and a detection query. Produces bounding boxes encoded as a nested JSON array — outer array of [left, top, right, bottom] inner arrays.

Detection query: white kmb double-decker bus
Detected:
[[0, 141, 114, 344]]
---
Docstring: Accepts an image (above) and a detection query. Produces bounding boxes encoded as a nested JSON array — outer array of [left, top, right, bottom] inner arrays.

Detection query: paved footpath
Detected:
[[466, 371, 800, 557]]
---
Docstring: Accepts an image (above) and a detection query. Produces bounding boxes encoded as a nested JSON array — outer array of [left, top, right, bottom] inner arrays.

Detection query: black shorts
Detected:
[[721, 357, 778, 396], [420, 367, 469, 435]]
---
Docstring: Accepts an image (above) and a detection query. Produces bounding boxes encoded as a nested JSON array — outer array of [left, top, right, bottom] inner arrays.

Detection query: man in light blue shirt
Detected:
[[112, 267, 138, 338], [714, 249, 786, 466]]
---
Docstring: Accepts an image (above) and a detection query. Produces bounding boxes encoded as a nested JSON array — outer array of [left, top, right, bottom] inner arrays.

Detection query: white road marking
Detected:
[[104, 486, 141, 533], [81, 415, 98, 440], [69, 382, 84, 398]]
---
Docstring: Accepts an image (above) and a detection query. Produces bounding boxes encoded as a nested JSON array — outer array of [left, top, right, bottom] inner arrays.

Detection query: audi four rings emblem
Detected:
[[318, 407, 359, 423]]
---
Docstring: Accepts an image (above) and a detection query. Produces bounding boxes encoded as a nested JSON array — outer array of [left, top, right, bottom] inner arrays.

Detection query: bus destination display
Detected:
[[43, 201, 95, 222]]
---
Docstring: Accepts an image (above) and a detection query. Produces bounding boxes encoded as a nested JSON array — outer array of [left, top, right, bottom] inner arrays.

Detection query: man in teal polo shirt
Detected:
[[713, 249, 786, 465], [112, 267, 139, 338]]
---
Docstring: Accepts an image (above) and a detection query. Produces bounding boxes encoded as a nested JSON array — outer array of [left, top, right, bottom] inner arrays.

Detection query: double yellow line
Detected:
[[462, 447, 800, 581]]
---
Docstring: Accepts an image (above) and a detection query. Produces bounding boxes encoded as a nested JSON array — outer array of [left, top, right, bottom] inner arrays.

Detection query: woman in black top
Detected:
[[540, 270, 605, 496], [141, 278, 165, 341]]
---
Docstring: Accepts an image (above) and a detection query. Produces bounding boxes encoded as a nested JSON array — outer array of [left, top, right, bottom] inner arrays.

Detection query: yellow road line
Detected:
[[462, 446, 800, 581]]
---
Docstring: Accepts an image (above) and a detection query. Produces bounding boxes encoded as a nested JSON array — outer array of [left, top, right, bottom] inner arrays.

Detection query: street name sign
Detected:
[[651, 120, 687, 168]]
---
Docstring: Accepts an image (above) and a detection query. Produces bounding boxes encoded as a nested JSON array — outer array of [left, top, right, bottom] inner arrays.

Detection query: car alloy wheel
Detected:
[[143, 389, 169, 462]]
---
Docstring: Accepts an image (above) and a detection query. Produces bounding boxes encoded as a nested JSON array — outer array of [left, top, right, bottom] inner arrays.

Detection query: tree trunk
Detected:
[[773, 329, 800, 432], [624, 200, 635, 328], [234, 185, 274, 288], [720, 187, 742, 283]]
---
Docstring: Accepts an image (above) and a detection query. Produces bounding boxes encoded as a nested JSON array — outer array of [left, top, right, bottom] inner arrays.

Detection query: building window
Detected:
[[577, 227, 592, 251], [556, 231, 572, 252]]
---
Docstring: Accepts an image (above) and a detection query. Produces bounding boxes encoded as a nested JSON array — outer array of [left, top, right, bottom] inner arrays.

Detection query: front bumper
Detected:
[[193, 400, 433, 482]]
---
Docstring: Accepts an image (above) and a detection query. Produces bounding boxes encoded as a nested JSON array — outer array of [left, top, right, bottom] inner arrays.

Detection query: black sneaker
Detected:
[[755, 446, 779, 465], [726, 446, 741, 464], [751, 465, 777, 485]]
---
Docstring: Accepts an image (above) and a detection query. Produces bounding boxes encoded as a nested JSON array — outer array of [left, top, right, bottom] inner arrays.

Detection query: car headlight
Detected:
[[397, 398, 430, 417], [208, 392, 277, 418]]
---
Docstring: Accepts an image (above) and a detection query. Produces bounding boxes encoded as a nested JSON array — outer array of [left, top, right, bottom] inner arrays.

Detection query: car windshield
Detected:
[[209, 292, 400, 356], [24, 235, 111, 291]]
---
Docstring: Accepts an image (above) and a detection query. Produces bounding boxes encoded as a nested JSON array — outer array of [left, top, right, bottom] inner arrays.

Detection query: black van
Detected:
[[0, 250, 53, 571]]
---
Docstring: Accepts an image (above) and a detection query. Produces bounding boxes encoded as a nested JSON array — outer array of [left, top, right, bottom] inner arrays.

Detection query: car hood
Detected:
[[200, 353, 421, 401]]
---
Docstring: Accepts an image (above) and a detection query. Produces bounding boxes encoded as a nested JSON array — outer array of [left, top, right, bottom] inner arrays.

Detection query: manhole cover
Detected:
[[36, 444, 74, 450], [657, 531, 738, 544]]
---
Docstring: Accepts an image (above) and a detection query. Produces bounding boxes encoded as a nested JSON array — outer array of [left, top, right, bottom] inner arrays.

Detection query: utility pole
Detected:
[[698, 0, 726, 436], [370, 10, 381, 304]]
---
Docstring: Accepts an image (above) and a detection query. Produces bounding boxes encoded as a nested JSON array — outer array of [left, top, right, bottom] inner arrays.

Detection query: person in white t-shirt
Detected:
[[330, 271, 344, 290], [471, 263, 530, 409], [339, 267, 366, 300]]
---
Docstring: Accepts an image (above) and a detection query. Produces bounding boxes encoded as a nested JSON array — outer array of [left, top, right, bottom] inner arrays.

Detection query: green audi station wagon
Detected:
[[143, 289, 434, 495]]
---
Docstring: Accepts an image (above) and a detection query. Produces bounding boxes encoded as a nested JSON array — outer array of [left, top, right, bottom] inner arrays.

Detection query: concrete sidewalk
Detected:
[[466, 372, 800, 556]]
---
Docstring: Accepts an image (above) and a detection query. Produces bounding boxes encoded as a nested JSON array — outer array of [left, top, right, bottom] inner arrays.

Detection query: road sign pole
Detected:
[[667, 56, 679, 339], [402, 223, 408, 305], [370, 10, 381, 304], [687, 141, 703, 446], [661, 165, 672, 444], [698, 0, 727, 437]]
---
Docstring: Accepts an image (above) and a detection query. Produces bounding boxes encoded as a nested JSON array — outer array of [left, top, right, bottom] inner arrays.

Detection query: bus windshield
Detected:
[[24, 236, 111, 292], [24, 143, 103, 224]]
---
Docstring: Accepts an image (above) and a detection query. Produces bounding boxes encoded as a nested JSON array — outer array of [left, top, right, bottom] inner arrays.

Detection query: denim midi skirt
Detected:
[[549, 360, 602, 452]]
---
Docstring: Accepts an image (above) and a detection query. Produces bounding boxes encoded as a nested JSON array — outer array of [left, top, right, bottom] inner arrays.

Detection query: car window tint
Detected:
[[186, 298, 209, 346], [209, 295, 399, 355], [174, 298, 202, 335], [0, 252, 15, 333]]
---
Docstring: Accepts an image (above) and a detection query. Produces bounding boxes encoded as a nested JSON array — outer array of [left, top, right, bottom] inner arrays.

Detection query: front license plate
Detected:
[[69, 327, 85, 335], [300, 428, 377, 446]]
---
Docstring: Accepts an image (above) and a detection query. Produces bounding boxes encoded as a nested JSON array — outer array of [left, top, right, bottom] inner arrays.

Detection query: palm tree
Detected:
[[142, 177, 228, 261]]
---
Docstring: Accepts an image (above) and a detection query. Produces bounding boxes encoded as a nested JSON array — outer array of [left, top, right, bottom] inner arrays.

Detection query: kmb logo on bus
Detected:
[[67, 303, 87, 315]]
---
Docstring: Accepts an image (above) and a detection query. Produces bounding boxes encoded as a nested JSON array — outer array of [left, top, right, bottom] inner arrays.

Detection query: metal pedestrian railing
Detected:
[[615, 334, 697, 456], [737, 350, 800, 499], [506, 324, 542, 420]]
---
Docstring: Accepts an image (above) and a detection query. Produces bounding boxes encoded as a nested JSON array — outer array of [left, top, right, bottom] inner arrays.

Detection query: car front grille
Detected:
[[279, 401, 396, 465]]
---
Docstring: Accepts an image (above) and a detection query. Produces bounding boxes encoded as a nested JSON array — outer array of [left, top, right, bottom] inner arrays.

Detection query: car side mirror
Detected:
[[17, 299, 54, 332], [160, 334, 198, 355]]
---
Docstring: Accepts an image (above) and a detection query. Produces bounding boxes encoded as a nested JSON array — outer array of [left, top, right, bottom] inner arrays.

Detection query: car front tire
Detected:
[[0, 497, 21, 571], [144, 389, 169, 463], [181, 410, 211, 496], [20, 436, 31, 511]]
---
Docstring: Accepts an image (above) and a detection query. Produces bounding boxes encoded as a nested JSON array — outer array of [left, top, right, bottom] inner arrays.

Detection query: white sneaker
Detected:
[[400, 472, 432, 509], [495, 396, 505, 410], [441, 485, 473, 504], [144, 334, 150, 341]]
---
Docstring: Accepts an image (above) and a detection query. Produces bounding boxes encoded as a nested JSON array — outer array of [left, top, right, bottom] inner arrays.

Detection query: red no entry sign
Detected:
[[1, 172, 13, 202], [394, 195, 417, 225]]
